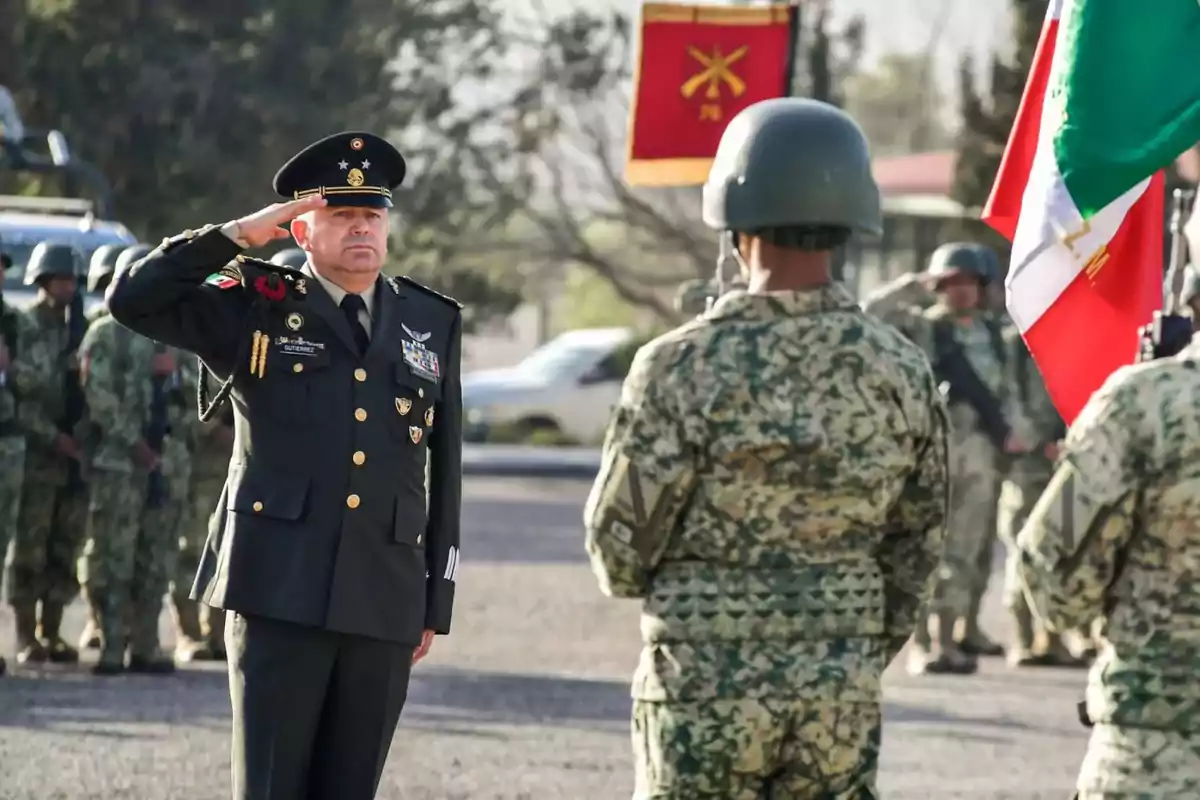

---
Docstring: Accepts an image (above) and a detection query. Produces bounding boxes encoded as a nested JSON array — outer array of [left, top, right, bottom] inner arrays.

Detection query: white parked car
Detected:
[[462, 327, 648, 444]]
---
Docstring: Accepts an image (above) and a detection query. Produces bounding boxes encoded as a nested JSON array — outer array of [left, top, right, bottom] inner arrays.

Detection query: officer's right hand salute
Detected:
[[106, 131, 463, 800]]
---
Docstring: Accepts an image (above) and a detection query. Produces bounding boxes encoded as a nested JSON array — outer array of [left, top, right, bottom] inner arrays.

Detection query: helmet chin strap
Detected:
[[708, 231, 740, 312]]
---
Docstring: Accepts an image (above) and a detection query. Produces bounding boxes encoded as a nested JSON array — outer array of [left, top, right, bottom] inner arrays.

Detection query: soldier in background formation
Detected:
[[586, 98, 948, 798], [171, 349, 233, 663], [1017, 339, 1200, 797], [907, 244, 1023, 675], [77, 295, 183, 674], [6, 244, 88, 665], [0, 255, 33, 676]]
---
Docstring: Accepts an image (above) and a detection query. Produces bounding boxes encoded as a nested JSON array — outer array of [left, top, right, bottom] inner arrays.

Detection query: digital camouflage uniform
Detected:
[[170, 356, 232, 662], [0, 294, 32, 675], [909, 245, 1010, 674], [1017, 345, 1200, 798], [5, 245, 89, 665], [860, 272, 934, 338], [998, 327, 1089, 668], [585, 98, 949, 799], [77, 312, 176, 673], [75, 241, 135, 651]]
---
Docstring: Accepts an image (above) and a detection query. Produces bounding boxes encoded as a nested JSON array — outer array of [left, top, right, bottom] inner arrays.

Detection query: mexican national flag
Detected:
[[983, 0, 1200, 423]]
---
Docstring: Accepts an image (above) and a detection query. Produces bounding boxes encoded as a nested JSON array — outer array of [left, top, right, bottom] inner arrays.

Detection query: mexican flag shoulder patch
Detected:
[[205, 268, 241, 290]]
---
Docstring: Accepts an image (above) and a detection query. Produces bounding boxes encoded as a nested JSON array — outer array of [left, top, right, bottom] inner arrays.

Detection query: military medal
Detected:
[[395, 397, 412, 415], [286, 312, 303, 331], [425, 406, 434, 427], [409, 426, 422, 444], [401, 340, 440, 382]]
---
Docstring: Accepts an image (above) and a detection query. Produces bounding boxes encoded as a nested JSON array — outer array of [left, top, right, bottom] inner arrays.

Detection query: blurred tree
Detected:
[[952, 0, 1048, 207], [9, 0, 532, 330], [844, 51, 951, 156], [488, 5, 867, 325]]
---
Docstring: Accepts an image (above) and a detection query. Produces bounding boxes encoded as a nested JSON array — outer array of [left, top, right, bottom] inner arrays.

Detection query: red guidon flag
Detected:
[[984, 0, 1200, 423], [625, 2, 796, 187]]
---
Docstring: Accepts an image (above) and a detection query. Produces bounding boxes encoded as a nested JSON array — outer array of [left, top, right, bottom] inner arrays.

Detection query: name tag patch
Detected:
[[274, 336, 326, 357]]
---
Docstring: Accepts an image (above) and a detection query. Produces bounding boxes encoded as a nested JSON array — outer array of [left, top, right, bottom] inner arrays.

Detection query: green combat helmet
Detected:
[[113, 243, 154, 278], [86, 243, 123, 294], [23, 242, 80, 286], [703, 97, 882, 242], [271, 248, 307, 268], [924, 242, 993, 288]]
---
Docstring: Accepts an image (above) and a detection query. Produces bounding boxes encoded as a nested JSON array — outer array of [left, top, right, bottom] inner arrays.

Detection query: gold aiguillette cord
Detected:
[[250, 331, 264, 378]]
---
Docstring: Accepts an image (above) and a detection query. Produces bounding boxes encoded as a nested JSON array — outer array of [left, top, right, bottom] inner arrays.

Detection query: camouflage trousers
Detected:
[[6, 454, 87, 607], [0, 436, 25, 587], [929, 428, 999, 623], [1076, 724, 1200, 798], [998, 459, 1053, 610], [171, 471, 226, 647], [632, 698, 880, 799], [78, 468, 174, 663]]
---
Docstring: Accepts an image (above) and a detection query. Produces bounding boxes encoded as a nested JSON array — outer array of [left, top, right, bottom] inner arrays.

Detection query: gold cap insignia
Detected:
[[409, 426, 423, 444], [425, 406, 434, 426], [286, 312, 303, 331], [346, 168, 365, 187], [395, 397, 412, 415]]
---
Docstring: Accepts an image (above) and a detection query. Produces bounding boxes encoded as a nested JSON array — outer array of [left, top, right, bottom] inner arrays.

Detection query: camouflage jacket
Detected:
[[1018, 341, 1200, 732], [18, 297, 79, 462], [79, 314, 161, 473], [584, 284, 948, 702], [0, 296, 35, 437]]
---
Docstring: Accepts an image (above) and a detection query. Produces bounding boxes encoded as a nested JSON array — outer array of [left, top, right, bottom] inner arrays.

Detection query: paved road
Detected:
[[0, 477, 1089, 799]]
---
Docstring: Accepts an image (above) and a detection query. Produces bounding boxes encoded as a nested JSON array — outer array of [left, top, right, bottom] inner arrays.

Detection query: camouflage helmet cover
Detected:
[[271, 248, 307, 268], [702, 97, 882, 237], [23, 242, 80, 285], [925, 242, 993, 286], [114, 243, 154, 274], [86, 243, 124, 293]]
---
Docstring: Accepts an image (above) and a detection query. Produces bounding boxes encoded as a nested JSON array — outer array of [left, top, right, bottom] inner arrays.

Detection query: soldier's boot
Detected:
[[956, 609, 1005, 658], [13, 601, 48, 665], [78, 589, 102, 650], [171, 599, 208, 663], [912, 615, 977, 676], [1006, 602, 1038, 667], [37, 600, 80, 664], [91, 591, 126, 676], [127, 600, 175, 675], [905, 615, 934, 674], [1036, 632, 1089, 668]]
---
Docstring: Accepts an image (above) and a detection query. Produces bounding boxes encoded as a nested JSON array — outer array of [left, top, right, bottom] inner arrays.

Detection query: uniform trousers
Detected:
[[226, 612, 413, 800]]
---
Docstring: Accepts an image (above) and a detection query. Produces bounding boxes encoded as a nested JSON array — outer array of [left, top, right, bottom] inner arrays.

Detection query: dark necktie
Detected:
[[340, 294, 370, 355]]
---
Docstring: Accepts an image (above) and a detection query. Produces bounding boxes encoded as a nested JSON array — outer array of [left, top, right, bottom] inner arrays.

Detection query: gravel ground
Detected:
[[0, 476, 1089, 799]]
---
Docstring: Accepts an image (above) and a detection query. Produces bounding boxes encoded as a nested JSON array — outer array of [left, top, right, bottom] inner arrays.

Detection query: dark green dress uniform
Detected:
[[105, 132, 463, 800]]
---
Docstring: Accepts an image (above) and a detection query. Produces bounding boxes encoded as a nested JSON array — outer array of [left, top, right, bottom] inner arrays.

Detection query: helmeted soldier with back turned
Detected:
[[4, 243, 89, 666], [584, 98, 949, 798], [270, 248, 307, 269], [106, 131, 463, 800]]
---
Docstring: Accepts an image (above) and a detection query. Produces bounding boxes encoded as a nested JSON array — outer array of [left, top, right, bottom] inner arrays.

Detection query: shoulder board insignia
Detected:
[[395, 275, 463, 309]]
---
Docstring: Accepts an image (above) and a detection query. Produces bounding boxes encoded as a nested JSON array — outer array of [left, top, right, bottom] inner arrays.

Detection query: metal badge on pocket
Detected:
[[409, 426, 423, 444], [396, 397, 412, 415]]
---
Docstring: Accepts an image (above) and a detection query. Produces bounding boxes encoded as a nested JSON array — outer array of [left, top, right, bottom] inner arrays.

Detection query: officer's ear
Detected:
[[290, 213, 313, 250]]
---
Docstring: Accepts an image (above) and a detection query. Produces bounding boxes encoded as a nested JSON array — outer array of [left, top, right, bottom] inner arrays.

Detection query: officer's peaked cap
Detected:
[[273, 131, 406, 210]]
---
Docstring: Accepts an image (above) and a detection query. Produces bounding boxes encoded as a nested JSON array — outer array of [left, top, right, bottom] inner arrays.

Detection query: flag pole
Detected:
[[783, 1, 803, 97]]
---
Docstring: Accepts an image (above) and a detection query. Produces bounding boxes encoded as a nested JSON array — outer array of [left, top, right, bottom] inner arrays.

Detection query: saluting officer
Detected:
[[106, 131, 463, 800]]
